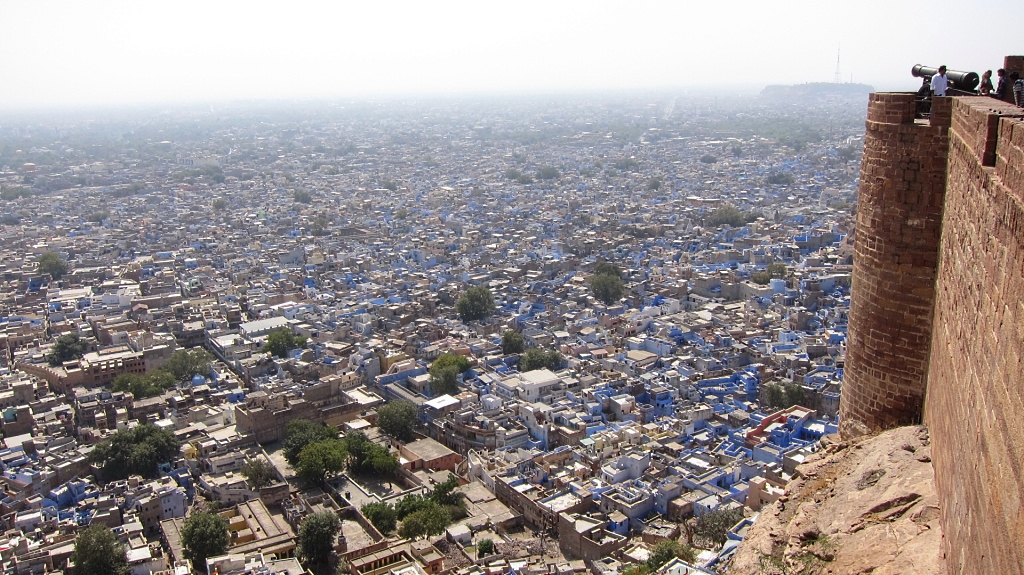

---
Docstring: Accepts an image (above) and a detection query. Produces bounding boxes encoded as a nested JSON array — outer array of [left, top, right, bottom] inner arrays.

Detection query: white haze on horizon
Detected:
[[1, 0, 1021, 110]]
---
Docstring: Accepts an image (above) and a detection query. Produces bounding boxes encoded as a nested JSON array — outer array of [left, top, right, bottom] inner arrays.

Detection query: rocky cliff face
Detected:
[[727, 426, 944, 575]]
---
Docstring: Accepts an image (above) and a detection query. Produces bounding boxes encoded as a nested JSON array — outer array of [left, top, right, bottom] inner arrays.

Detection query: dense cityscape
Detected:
[[0, 87, 869, 575]]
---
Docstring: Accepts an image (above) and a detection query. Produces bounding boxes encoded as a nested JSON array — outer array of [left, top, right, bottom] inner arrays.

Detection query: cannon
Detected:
[[912, 64, 980, 93]]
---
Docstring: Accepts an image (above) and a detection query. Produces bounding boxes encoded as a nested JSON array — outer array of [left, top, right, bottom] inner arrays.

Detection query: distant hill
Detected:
[[760, 82, 875, 102]]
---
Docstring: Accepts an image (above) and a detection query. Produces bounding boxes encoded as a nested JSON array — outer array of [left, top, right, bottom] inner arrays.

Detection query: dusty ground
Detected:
[[727, 426, 945, 575]]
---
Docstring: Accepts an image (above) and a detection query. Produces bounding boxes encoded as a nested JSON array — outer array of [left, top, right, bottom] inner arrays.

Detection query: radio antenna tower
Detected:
[[834, 45, 842, 83]]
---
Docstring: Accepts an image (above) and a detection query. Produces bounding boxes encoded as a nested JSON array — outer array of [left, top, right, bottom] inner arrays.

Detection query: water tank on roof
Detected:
[[769, 278, 787, 294], [191, 374, 205, 386]]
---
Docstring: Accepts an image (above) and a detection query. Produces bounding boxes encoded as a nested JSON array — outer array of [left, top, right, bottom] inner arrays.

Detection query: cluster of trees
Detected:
[[88, 424, 179, 481], [646, 177, 662, 191], [762, 382, 806, 411], [0, 185, 35, 201], [297, 511, 340, 575], [212, 198, 228, 211], [766, 172, 796, 186], [623, 539, 696, 575], [750, 262, 788, 286], [429, 352, 472, 396], [112, 348, 214, 398], [294, 189, 313, 203], [456, 286, 493, 322], [72, 525, 130, 575], [284, 421, 399, 485], [377, 400, 417, 442], [613, 157, 640, 172], [181, 512, 230, 568], [380, 180, 399, 191], [48, 333, 86, 366], [501, 330, 525, 355], [700, 154, 719, 164], [591, 261, 625, 306], [38, 251, 68, 281], [361, 473, 464, 540], [519, 348, 563, 372], [175, 165, 225, 184], [706, 205, 762, 228], [536, 166, 560, 180], [265, 328, 308, 358], [240, 457, 278, 490]]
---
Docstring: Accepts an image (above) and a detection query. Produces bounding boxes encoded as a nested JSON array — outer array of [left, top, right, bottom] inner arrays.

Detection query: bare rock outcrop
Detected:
[[727, 425, 944, 575]]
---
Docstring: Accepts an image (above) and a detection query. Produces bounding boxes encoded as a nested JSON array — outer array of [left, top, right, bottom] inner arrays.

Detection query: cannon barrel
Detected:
[[912, 64, 980, 92]]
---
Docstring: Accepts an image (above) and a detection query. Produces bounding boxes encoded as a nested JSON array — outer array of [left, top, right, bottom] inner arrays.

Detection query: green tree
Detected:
[[296, 439, 348, 485], [164, 348, 213, 383], [212, 198, 227, 210], [38, 251, 67, 280], [361, 502, 397, 534], [284, 420, 337, 466], [536, 166, 560, 180], [456, 286, 494, 322], [766, 262, 787, 278], [377, 400, 417, 442], [504, 168, 522, 180], [766, 172, 795, 186], [613, 158, 640, 172], [265, 328, 307, 359], [645, 539, 696, 571], [646, 177, 662, 191], [341, 431, 399, 477], [48, 333, 86, 366], [111, 370, 176, 398], [700, 154, 718, 164], [707, 205, 759, 227], [501, 330, 525, 355], [241, 457, 278, 490], [88, 424, 179, 481], [181, 512, 230, 569], [398, 502, 450, 540], [520, 348, 562, 372], [516, 174, 534, 184], [750, 272, 771, 285], [477, 538, 494, 557], [72, 525, 129, 575], [591, 273, 624, 306], [429, 353, 471, 396], [762, 382, 806, 410], [694, 507, 745, 547], [294, 189, 313, 203], [380, 180, 398, 191], [298, 511, 341, 574]]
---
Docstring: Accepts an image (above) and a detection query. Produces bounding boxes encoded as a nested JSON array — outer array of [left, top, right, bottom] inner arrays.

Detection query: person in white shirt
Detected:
[[930, 66, 950, 96]]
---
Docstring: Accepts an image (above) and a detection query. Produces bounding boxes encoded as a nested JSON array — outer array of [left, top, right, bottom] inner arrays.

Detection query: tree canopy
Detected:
[[519, 348, 562, 372], [298, 511, 340, 574], [112, 370, 176, 398], [48, 333, 86, 366], [296, 439, 348, 485], [283, 419, 338, 466], [429, 353, 471, 396], [241, 457, 278, 490], [361, 501, 397, 534], [694, 507, 745, 547], [706, 205, 760, 228], [762, 382, 806, 411], [456, 286, 493, 322], [72, 525, 129, 575], [88, 424, 179, 481], [164, 348, 213, 382], [398, 502, 450, 540], [265, 328, 308, 358], [342, 430, 399, 477], [377, 400, 417, 442], [181, 512, 230, 568], [38, 251, 67, 280], [501, 330, 525, 355], [591, 263, 625, 306], [294, 189, 313, 203]]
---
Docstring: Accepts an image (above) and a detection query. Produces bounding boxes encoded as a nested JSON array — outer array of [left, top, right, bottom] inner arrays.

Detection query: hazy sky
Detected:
[[1, 0, 1021, 109]]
